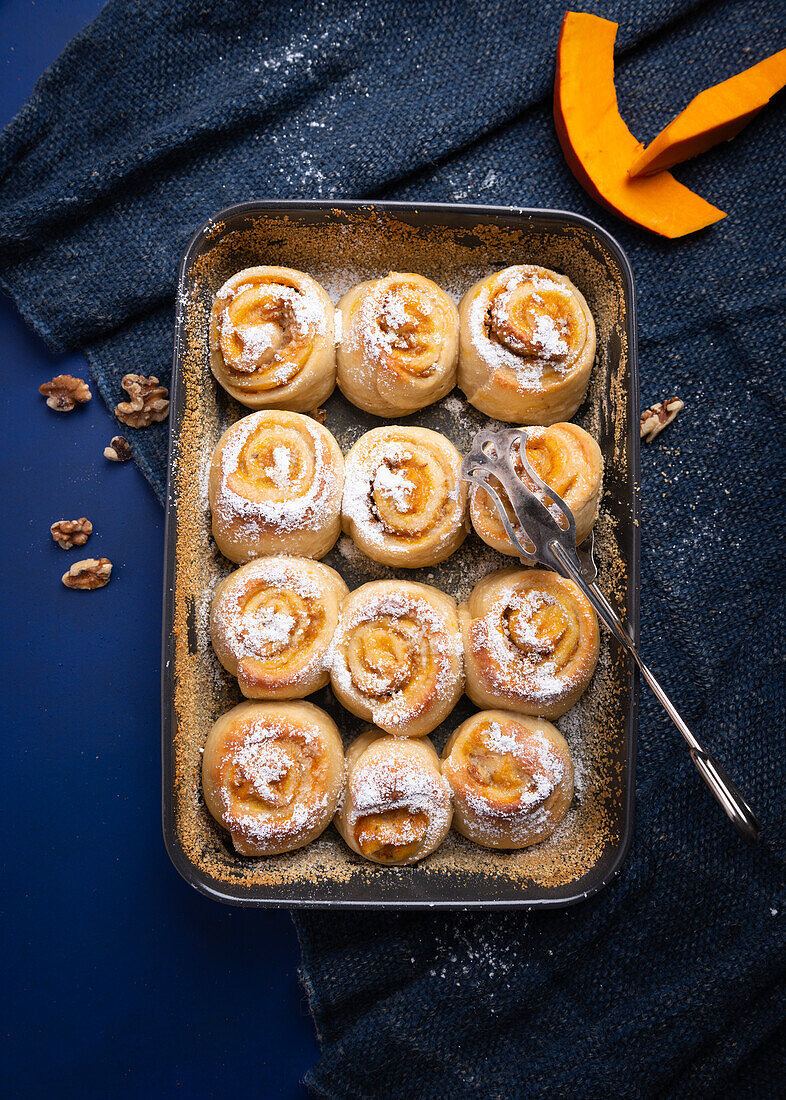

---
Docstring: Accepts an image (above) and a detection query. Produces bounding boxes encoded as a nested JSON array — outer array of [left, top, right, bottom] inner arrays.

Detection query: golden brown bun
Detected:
[[209, 266, 336, 410], [460, 567, 599, 718], [341, 425, 468, 568], [335, 728, 452, 865], [470, 422, 603, 554], [329, 579, 464, 738], [337, 272, 458, 416], [202, 700, 345, 856], [458, 265, 595, 423], [442, 710, 574, 848], [210, 556, 349, 699], [208, 410, 344, 563]]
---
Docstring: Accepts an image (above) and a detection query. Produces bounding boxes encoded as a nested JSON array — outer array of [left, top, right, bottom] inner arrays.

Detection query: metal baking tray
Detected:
[[162, 200, 639, 908]]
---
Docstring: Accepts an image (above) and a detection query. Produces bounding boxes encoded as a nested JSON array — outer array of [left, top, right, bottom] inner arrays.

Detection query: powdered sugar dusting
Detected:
[[347, 745, 451, 857], [372, 461, 415, 511], [266, 445, 293, 489]]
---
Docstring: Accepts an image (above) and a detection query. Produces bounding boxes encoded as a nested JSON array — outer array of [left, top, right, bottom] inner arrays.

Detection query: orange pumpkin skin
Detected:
[[553, 12, 726, 239], [629, 47, 786, 177]]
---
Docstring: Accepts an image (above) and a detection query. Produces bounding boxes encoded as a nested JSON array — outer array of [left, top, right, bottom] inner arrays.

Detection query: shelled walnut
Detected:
[[61, 558, 112, 590], [50, 518, 93, 549], [115, 374, 170, 427], [640, 397, 684, 442], [104, 435, 132, 461], [39, 374, 92, 412]]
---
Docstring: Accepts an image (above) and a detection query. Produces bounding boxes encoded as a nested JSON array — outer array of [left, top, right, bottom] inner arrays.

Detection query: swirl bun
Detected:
[[441, 710, 574, 848], [209, 267, 336, 410], [337, 272, 459, 416], [341, 426, 468, 568], [470, 422, 603, 554], [202, 700, 345, 856], [460, 567, 599, 718], [335, 728, 452, 865], [329, 580, 464, 738], [210, 556, 349, 699], [458, 265, 595, 423], [208, 410, 344, 563]]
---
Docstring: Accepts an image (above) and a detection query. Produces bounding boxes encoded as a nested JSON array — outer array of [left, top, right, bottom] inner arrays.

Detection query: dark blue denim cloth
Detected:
[[1, 2, 784, 1096]]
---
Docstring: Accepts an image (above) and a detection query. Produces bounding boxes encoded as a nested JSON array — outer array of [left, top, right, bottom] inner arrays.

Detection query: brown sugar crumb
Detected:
[[62, 557, 112, 590], [115, 374, 170, 427], [50, 517, 92, 549], [39, 374, 92, 412], [308, 406, 328, 424]]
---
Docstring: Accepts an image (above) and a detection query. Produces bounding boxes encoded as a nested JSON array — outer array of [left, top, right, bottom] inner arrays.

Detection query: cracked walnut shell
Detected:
[[51, 518, 92, 549], [114, 374, 170, 427], [640, 397, 684, 442], [39, 374, 92, 412], [61, 558, 112, 590]]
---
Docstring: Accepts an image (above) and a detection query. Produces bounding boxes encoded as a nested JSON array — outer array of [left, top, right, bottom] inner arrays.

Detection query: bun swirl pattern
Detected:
[[202, 700, 345, 856], [470, 422, 603, 554], [458, 264, 596, 423], [336, 729, 452, 865], [210, 557, 349, 699], [460, 567, 599, 718], [209, 266, 336, 410], [329, 580, 464, 738], [442, 710, 574, 849], [341, 426, 468, 567], [337, 272, 459, 416], [208, 410, 344, 563]]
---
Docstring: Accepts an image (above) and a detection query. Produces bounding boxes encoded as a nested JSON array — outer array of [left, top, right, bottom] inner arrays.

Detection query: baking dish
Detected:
[[162, 200, 639, 907]]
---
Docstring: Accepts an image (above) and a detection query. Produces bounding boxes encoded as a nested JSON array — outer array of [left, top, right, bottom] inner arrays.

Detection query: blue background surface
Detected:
[[1, 3, 317, 1095]]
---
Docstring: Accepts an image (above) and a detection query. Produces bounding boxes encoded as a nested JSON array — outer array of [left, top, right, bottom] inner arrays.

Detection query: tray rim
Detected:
[[162, 198, 640, 909]]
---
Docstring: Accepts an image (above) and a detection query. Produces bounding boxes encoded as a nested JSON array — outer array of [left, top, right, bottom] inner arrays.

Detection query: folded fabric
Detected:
[[1, 1, 784, 1096]]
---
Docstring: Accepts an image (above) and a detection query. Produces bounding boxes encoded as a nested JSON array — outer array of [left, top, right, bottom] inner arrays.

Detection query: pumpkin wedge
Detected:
[[554, 12, 726, 238], [629, 47, 786, 177]]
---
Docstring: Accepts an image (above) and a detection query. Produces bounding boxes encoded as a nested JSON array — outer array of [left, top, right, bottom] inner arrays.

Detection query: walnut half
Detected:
[[62, 558, 112, 590], [641, 397, 684, 442], [51, 517, 92, 549], [115, 374, 170, 428], [39, 374, 92, 412]]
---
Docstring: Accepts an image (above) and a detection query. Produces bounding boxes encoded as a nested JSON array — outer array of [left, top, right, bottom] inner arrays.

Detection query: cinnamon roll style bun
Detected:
[[458, 265, 596, 423], [202, 700, 345, 856], [460, 567, 599, 718], [442, 710, 574, 849], [341, 426, 468, 568], [208, 410, 344, 563], [210, 556, 349, 699], [329, 580, 464, 738], [209, 267, 336, 410], [337, 272, 459, 416], [470, 422, 603, 554], [335, 728, 452, 865]]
